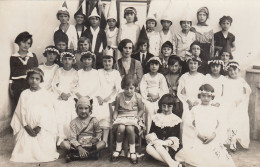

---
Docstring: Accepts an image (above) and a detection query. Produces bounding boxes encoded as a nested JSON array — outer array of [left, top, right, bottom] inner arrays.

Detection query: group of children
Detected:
[[9, 2, 251, 167]]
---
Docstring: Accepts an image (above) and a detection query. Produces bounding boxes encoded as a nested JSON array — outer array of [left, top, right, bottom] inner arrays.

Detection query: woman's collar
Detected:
[[12, 51, 33, 57]]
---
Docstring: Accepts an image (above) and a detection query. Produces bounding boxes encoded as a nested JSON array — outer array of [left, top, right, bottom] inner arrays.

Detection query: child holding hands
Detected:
[[111, 75, 144, 164]]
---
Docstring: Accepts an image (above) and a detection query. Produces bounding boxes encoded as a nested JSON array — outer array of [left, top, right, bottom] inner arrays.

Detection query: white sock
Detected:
[[116, 142, 122, 152], [129, 144, 136, 153]]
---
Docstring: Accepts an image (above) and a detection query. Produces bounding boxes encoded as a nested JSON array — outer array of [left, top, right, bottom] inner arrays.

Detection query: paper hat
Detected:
[[88, 7, 100, 19], [146, 13, 157, 23], [146, 56, 162, 65], [160, 0, 174, 21], [57, 1, 70, 18], [76, 96, 91, 108], [180, 13, 192, 22], [74, 5, 86, 19], [104, 47, 114, 57], [107, 0, 117, 21], [137, 26, 149, 44], [53, 29, 69, 45]]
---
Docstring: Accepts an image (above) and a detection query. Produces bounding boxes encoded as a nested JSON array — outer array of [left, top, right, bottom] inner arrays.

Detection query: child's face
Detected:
[[221, 52, 230, 63], [75, 15, 85, 25], [125, 13, 135, 23], [197, 12, 207, 23], [200, 93, 212, 105], [62, 57, 74, 69], [82, 57, 93, 68], [147, 20, 156, 31], [28, 73, 41, 89], [162, 47, 172, 57], [161, 104, 173, 115], [210, 64, 221, 75], [139, 43, 148, 53], [122, 42, 133, 58], [107, 19, 116, 28], [188, 60, 199, 72], [228, 67, 239, 79], [103, 58, 113, 70], [19, 39, 32, 52], [58, 14, 69, 24], [56, 42, 67, 52], [181, 21, 191, 31], [150, 62, 160, 73], [79, 41, 90, 51], [221, 20, 231, 31], [77, 104, 90, 119], [46, 52, 58, 63], [124, 84, 135, 97], [161, 20, 171, 30], [169, 62, 181, 74], [89, 17, 100, 27], [191, 44, 201, 56]]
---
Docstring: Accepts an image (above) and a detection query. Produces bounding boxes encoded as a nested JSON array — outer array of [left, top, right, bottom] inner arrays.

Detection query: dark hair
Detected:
[[158, 94, 179, 114], [118, 39, 134, 52], [187, 57, 202, 66], [15, 31, 33, 47], [168, 55, 182, 66], [219, 16, 233, 25], [219, 50, 233, 60], [161, 41, 173, 54], [78, 37, 91, 51], [124, 7, 138, 22], [180, 21, 192, 26], [146, 19, 157, 27], [137, 41, 149, 50], [121, 74, 138, 89], [80, 52, 96, 68], [147, 60, 162, 73], [208, 60, 224, 74], [198, 84, 215, 99], [160, 20, 172, 26], [26, 67, 44, 83]]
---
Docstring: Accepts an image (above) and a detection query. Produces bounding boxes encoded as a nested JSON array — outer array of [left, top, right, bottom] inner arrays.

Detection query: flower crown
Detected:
[[226, 62, 240, 70], [80, 51, 95, 57], [198, 90, 215, 96], [44, 47, 60, 55], [26, 68, 44, 77], [60, 51, 75, 61], [208, 59, 224, 66]]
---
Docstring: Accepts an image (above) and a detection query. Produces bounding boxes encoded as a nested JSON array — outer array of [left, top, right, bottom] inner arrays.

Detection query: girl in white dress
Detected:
[[176, 84, 236, 167], [223, 61, 251, 151], [76, 51, 100, 100], [52, 50, 79, 146], [92, 48, 122, 147], [39, 46, 60, 92], [140, 57, 169, 134], [10, 68, 59, 162], [177, 56, 204, 148]]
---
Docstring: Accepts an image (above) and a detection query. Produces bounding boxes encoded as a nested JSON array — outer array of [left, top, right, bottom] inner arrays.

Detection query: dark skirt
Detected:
[[12, 79, 29, 106]]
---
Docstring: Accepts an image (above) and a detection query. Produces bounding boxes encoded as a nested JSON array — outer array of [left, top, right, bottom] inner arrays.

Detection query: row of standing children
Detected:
[[9, 2, 250, 167]]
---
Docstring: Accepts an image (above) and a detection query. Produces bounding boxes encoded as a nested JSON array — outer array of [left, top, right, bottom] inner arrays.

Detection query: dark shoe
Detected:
[[130, 152, 138, 164], [65, 154, 72, 163], [111, 150, 121, 162]]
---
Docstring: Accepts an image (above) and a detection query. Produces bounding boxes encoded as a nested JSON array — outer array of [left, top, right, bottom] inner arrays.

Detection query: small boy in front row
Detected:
[[61, 97, 106, 162]]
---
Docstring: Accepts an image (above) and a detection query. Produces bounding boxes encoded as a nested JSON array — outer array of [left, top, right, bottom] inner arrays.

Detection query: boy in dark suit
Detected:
[[132, 26, 154, 74]]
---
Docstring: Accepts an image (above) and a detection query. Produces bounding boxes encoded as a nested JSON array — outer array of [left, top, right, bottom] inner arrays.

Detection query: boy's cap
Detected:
[[107, 0, 117, 21], [88, 7, 100, 19], [146, 56, 162, 65], [124, 7, 137, 15], [76, 97, 91, 108]]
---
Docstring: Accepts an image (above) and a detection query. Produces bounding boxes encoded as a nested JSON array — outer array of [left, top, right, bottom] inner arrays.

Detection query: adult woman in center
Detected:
[[115, 39, 143, 91]]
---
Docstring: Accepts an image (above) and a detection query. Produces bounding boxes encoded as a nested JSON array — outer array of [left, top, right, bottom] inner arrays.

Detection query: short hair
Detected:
[[146, 19, 157, 27], [121, 74, 138, 89], [137, 41, 149, 50], [180, 21, 192, 26], [160, 20, 172, 26], [219, 50, 233, 60], [168, 55, 182, 66], [78, 37, 91, 51], [26, 67, 44, 83], [124, 7, 138, 22], [219, 16, 233, 25], [198, 84, 215, 99], [147, 60, 162, 73], [15, 31, 33, 47], [158, 94, 179, 114], [80, 51, 96, 68], [118, 39, 134, 52], [161, 41, 173, 54]]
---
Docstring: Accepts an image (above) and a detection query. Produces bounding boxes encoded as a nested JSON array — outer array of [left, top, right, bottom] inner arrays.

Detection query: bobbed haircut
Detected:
[[219, 16, 233, 25], [124, 7, 138, 22], [118, 39, 134, 52], [121, 74, 138, 89], [158, 94, 179, 114], [168, 55, 182, 66], [78, 37, 91, 51], [146, 19, 157, 27], [198, 84, 215, 100], [15, 31, 33, 47]]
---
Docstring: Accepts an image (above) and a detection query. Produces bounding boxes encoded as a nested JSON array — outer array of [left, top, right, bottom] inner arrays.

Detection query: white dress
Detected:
[[52, 68, 79, 144], [147, 31, 161, 57], [177, 72, 204, 148], [159, 30, 177, 55], [55, 24, 78, 50], [92, 69, 122, 128], [77, 69, 100, 99], [140, 73, 169, 133], [105, 27, 119, 49], [223, 77, 251, 148], [10, 89, 59, 162], [39, 63, 59, 92], [176, 104, 236, 167], [120, 24, 140, 46]]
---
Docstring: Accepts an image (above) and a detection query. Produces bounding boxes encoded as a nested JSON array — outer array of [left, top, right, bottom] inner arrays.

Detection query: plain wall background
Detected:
[[0, 0, 260, 133]]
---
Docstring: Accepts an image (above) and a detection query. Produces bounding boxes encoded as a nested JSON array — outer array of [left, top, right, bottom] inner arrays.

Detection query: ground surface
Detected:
[[1, 132, 260, 167]]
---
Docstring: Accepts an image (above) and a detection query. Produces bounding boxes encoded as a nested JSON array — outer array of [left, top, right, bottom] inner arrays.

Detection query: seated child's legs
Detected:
[[146, 144, 165, 163], [144, 101, 158, 134], [116, 125, 126, 142], [60, 140, 71, 150], [125, 125, 135, 144]]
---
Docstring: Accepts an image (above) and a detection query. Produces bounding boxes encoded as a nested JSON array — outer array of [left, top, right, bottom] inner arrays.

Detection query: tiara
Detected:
[[198, 90, 215, 96], [26, 69, 44, 77]]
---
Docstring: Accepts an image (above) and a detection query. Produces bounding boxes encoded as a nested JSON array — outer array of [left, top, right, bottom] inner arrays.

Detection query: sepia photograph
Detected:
[[0, 0, 260, 166]]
